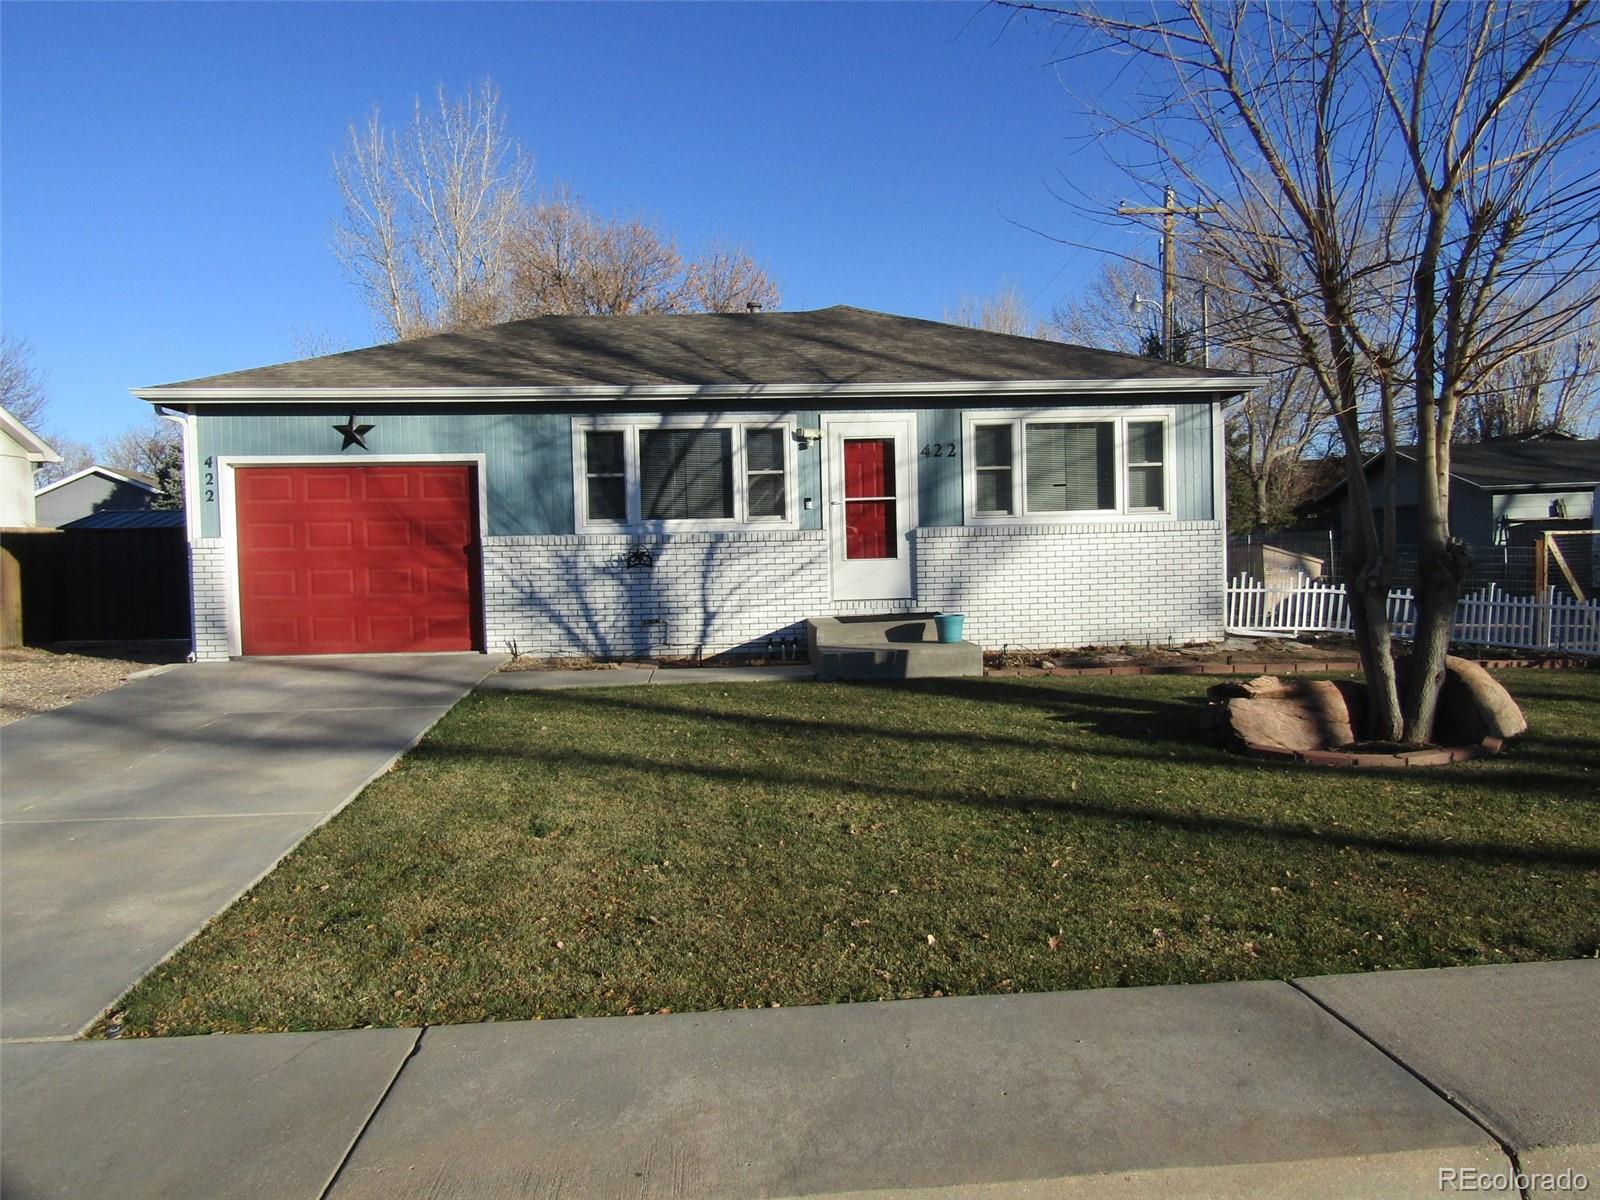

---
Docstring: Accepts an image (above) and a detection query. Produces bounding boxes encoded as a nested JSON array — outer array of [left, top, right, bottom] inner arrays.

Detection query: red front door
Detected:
[[235, 465, 479, 655]]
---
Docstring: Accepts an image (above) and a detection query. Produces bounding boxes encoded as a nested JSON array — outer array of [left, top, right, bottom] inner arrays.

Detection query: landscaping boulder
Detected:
[[1220, 679, 1363, 752], [1432, 655, 1528, 742]]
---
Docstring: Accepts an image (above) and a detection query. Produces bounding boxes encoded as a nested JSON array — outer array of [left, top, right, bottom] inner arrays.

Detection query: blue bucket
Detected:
[[934, 613, 965, 643]]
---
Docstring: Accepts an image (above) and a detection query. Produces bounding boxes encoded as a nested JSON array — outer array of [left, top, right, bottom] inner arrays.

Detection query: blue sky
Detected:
[[2, 1, 1142, 443]]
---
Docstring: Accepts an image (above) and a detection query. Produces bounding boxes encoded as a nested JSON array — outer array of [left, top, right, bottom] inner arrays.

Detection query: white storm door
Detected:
[[824, 415, 916, 602]]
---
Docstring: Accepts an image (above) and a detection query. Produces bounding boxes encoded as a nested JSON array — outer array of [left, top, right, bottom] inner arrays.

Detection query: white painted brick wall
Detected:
[[483, 521, 1223, 658], [913, 520, 1225, 649], [190, 521, 1224, 661], [190, 539, 231, 661], [483, 530, 843, 658]]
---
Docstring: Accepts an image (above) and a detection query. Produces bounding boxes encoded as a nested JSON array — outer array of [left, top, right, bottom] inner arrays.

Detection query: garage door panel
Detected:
[[425, 567, 468, 595], [309, 570, 355, 597], [236, 466, 478, 656], [423, 519, 469, 547], [305, 474, 353, 501], [366, 615, 417, 643], [421, 471, 469, 499], [367, 567, 416, 595], [365, 521, 412, 548], [245, 570, 300, 599], [306, 522, 354, 548], [245, 522, 299, 550], [363, 471, 415, 500], [240, 473, 294, 503]]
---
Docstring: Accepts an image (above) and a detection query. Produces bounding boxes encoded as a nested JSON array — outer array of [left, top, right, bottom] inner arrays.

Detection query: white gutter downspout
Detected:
[[156, 406, 202, 663]]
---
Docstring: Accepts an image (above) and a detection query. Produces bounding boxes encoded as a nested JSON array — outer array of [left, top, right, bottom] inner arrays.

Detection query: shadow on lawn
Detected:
[[415, 726, 1600, 873], [483, 681, 1600, 800]]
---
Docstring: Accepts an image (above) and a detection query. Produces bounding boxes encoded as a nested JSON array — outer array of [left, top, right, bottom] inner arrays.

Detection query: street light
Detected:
[[1130, 293, 1165, 359], [1130, 290, 1211, 367]]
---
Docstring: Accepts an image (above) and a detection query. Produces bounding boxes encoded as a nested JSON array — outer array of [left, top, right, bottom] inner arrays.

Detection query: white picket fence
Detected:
[[1225, 576, 1600, 654]]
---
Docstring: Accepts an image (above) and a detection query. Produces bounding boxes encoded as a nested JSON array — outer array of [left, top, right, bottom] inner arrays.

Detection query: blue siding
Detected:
[[1175, 402, 1215, 521], [195, 410, 573, 538], [916, 408, 964, 527], [194, 397, 1222, 539]]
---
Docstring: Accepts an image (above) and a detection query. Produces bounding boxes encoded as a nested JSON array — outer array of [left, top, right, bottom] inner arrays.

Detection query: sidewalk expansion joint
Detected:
[[1285, 978, 1532, 1200], [317, 1024, 428, 1200]]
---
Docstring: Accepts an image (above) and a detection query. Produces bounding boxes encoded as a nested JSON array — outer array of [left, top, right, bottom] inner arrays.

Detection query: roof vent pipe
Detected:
[[746, 302, 762, 313]]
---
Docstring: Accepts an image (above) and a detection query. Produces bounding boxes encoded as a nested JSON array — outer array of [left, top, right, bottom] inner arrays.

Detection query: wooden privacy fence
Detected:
[[0, 527, 191, 646], [1226, 576, 1600, 655]]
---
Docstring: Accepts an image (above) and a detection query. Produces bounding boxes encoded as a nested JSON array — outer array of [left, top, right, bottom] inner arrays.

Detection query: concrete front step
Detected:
[[806, 615, 983, 681]]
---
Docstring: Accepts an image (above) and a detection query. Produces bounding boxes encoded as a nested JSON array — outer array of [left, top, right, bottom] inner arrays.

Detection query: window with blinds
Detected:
[[1025, 422, 1115, 512], [640, 429, 734, 520], [578, 422, 791, 528], [1126, 420, 1166, 511], [584, 430, 627, 521], [973, 424, 1013, 514], [745, 427, 786, 519], [965, 413, 1172, 520]]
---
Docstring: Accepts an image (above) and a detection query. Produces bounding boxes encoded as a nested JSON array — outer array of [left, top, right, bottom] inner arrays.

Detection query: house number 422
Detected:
[[920, 442, 957, 458]]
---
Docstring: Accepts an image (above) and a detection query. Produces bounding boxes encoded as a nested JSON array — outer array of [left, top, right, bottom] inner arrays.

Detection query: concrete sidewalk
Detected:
[[479, 662, 817, 690], [0, 653, 503, 1040], [3, 960, 1594, 1199]]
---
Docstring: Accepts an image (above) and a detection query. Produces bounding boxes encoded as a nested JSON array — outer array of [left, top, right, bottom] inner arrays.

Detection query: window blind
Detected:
[[584, 431, 626, 521], [745, 427, 786, 518], [1126, 420, 1165, 510], [973, 424, 1013, 513], [1025, 422, 1114, 512], [640, 429, 734, 520]]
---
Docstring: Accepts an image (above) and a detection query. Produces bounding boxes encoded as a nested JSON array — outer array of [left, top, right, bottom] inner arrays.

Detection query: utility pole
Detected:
[[1118, 187, 1215, 361]]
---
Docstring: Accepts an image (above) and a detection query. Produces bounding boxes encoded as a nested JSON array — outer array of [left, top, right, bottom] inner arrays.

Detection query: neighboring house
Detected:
[[1321, 437, 1599, 545], [34, 465, 160, 528], [133, 306, 1259, 661], [0, 407, 61, 527]]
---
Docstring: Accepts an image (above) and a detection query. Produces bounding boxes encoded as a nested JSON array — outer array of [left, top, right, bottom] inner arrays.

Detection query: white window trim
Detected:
[[960, 406, 1177, 525], [570, 414, 799, 533]]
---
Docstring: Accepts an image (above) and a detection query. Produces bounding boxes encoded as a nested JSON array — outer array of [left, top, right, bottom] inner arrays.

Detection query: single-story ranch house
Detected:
[[134, 307, 1260, 662]]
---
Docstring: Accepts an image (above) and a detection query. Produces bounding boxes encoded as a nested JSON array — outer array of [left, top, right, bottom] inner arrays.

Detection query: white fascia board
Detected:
[[0, 406, 61, 462], [132, 376, 1265, 405], [34, 465, 160, 497]]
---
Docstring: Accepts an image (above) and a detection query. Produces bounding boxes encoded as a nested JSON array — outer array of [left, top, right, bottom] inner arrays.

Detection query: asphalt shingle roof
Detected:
[[141, 306, 1245, 393], [1436, 439, 1600, 489]]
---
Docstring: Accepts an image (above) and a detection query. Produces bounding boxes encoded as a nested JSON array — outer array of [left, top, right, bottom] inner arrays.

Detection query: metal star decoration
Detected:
[[333, 415, 375, 450]]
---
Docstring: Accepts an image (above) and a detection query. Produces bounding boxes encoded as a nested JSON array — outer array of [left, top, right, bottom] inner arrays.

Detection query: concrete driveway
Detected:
[[0, 653, 501, 1040]]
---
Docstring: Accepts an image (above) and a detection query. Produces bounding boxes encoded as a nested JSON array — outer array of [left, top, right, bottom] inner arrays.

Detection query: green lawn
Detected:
[[106, 669, 1600, 1036]]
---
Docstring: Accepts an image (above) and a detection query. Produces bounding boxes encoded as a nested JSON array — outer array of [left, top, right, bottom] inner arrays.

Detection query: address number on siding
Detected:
[[920, 442, 957, 458]]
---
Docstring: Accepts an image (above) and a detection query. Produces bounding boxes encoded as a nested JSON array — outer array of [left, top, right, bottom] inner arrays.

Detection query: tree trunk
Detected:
[[1402, 541, 1471, 742], [1342, 531, 1404, 742]]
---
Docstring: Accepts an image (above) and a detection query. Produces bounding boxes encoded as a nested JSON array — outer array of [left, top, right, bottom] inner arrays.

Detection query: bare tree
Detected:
[[98, 418, 183, 508], [1017, 0, 1600, 742], [507, 187, 683, 316], [0, 335, 50, 430], [680, 241, 781, 314], [1049, 259, 1154, 353], [945, 282, 1051, 338], [1458, 294, 1600, 439], [333, 80, 532, 340], [507, 186, 780, 316], [288, 326, 352, 360]]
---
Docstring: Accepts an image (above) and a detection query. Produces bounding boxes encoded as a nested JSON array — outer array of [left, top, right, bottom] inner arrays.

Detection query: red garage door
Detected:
[[236, 465, 479, 656]]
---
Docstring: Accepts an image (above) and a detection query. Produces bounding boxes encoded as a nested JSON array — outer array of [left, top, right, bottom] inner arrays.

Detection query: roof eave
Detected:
[[34, 466, 161, 498], [133, 376, 1265, 405]]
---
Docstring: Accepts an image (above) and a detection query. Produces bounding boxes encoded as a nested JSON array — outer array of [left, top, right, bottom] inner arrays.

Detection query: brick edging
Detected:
[[984, 657, 1585, 678], [1239, 736, 1503, 770]]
